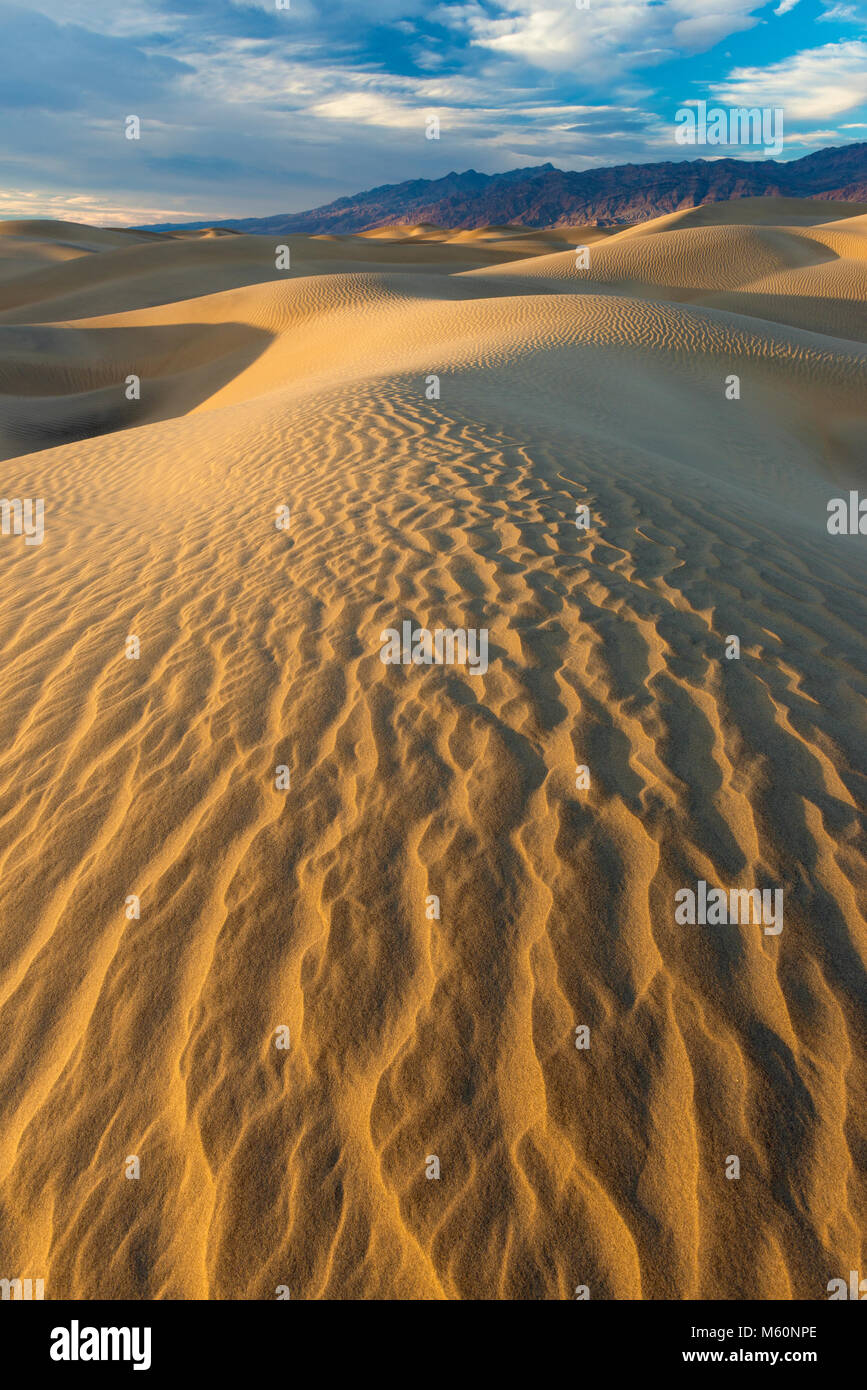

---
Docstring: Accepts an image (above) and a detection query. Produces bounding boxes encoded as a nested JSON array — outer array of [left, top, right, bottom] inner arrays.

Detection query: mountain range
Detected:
[[140, 142, 867, 234]]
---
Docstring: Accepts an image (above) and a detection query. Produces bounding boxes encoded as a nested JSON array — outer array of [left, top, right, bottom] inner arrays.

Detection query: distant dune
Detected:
[[0, 199, 864, 1299]]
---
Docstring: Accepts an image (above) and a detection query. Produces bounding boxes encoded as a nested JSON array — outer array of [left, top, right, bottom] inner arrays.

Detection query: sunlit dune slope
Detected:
[[463, 203, 867, 343], [0, 199, 864, 1301]]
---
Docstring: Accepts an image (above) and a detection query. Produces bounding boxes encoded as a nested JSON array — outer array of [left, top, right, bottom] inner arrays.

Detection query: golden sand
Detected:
[[0, 201, 864, 1298]]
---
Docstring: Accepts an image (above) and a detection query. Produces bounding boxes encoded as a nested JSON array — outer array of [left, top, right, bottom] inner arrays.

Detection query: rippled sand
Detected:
[[0, 200, 864, 1299]]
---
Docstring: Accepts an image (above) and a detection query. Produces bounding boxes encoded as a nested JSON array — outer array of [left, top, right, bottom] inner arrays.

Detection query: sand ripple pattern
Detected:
[[0, 206, 864, 1299]]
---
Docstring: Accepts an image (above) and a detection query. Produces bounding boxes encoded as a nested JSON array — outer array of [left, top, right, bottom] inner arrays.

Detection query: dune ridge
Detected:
[[0, 200, 864, 1300]]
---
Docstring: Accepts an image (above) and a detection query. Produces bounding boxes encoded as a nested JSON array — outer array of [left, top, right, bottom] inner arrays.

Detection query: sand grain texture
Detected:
[[0, 203, 864, 1299]]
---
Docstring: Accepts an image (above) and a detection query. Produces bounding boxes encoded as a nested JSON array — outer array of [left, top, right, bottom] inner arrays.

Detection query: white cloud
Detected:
[[817, 2, 863, 19], [20, 0, 181, 38], [459, 0, 765, 79], [713, 40, 867, 120], [0, 186, 202, 225], [310, 91, 428, 128], [783, 127, 850, 144]]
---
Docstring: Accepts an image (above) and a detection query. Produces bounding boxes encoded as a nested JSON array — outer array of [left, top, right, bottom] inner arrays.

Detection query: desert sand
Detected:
[[0, 200, 864, 1299]]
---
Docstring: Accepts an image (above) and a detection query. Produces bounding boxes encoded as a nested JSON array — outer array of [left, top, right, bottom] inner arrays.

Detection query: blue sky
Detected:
[[1, 0, 866, 224]]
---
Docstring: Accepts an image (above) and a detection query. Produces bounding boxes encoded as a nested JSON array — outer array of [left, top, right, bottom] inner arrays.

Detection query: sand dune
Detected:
[[617, 196, 867, 233], [0, 201, 864, 1300], [465, 203, 867, 344], [0, 220, 167, 287]]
